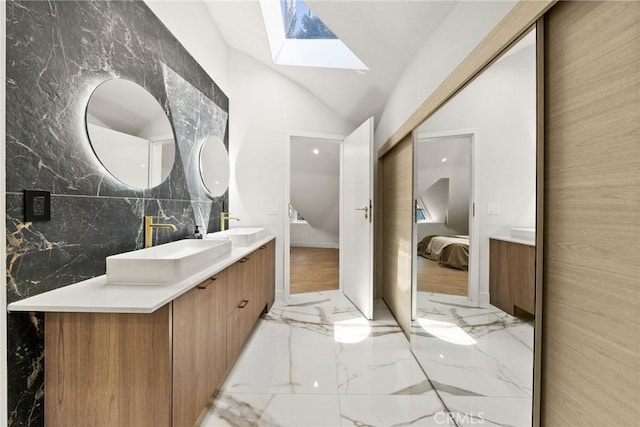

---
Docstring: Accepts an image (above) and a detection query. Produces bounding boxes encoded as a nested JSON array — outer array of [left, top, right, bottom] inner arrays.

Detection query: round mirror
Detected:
[[199, 135, 230, 197], [86, 78, 176, 189]]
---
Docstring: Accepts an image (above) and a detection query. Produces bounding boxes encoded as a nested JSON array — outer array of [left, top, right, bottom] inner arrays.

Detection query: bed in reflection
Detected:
[[416, 235, 469, 296], [417, 235, 469, 270]]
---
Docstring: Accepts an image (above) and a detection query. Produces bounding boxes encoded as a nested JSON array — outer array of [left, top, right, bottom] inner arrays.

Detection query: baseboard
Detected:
[[478, 292, 490, 307], [275, 289, 284, 304], [290, 242, 339, 249]]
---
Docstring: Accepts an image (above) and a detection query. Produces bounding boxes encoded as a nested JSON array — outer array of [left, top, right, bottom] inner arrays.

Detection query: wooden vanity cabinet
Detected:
[[172, 269, 227, 427], [489, 238, 535, 316], [225, 240, 277, 367], [44, 238, 276, 427], [45, 308, 173, 426]]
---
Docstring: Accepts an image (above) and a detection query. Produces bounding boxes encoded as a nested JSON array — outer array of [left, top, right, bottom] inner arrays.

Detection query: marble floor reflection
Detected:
[[201, 291, 451, 426], [412, 292, 534, 427]]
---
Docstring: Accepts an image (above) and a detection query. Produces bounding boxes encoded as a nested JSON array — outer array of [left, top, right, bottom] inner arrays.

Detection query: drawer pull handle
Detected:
[[239, 257, 249, 263], [209, 277, 218, 282], [259, 245, 266, 249], [197, 282, 211, 290], [238, 300, 249, 309]]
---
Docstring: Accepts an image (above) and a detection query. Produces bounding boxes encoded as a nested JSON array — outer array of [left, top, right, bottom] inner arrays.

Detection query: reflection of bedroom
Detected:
[[289, 137, 341, 294], [416, 136, 471, 296], [415, 34, 536, 308]]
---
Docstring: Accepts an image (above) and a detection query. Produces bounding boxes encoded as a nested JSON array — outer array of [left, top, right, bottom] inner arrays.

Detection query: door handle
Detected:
[[355, 206, 369, 220]]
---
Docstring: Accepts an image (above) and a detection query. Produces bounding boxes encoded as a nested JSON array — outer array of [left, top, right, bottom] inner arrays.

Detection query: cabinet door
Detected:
[[45, 309, 172, 427], [253, 245, 267, 319], [512, 244, 535, 315], [226, 296, 256, 368], [173, 271, 229, 426], [253, 239, 276, 319], [266, 239, 276, 309], [173, 284, 210, 426], [226, 256, 254, 315], [489, 239, 512, 315], [207, 270, 228, 393]]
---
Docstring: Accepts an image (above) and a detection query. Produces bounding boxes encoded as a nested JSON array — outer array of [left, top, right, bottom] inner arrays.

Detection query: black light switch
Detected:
[[24, 190, 51, 222]]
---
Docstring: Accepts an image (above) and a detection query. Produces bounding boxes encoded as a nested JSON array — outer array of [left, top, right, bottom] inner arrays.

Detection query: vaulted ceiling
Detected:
[[204, 1, 458, 127]]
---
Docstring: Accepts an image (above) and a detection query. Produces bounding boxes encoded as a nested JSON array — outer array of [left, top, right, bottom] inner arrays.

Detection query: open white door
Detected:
[[341, 117, 374, 319]]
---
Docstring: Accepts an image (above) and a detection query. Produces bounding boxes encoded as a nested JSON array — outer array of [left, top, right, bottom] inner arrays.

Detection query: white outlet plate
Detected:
[[487, 203, 501, 215]]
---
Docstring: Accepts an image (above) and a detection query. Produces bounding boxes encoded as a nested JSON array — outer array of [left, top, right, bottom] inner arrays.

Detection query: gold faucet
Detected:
[[219, 212, 240, 231], [144, 216, 178, 248]]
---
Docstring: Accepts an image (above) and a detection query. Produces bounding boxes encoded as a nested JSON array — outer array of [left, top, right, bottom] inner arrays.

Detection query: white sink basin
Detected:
[[106, 239, 232, 285], [205, 227, 268, 247]]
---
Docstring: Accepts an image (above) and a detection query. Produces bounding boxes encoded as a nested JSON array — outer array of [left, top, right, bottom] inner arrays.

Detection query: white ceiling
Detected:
[[204, 0, 458, 127], [416, 135, 471, 169], [291, 136, 341, 175]]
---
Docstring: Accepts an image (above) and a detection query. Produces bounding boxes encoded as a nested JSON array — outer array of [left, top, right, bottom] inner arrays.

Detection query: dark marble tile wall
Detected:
[[5, 1, 229, 425]]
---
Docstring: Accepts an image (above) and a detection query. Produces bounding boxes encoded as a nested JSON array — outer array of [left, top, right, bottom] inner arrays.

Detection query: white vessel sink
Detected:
[[106, 239, 232, 285], [206, 227, 268, 247]]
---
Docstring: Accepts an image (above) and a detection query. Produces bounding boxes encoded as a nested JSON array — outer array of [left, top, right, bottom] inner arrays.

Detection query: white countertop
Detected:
[[490, 235, 536, 246], [7, 235, 275, 314]]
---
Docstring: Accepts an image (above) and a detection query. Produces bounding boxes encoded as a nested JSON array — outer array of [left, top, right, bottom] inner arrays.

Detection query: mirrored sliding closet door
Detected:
[[411, 27, 539, 426]]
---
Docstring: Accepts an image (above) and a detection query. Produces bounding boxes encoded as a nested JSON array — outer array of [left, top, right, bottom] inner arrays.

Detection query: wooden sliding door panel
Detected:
[[543, 1, 640, 425], [380, 135, 413, 336]]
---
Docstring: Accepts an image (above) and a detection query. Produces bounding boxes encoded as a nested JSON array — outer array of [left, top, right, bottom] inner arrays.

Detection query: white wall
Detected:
[[290, 223, 339, 248], [228, 49, 352, 294], [418, 41, 536, 303], [375, 1, 516, 150], [290, 137, 340, 246], [1, 1, 7, 422], [416, 136, 471, 236], [144, 0, 229, 92]]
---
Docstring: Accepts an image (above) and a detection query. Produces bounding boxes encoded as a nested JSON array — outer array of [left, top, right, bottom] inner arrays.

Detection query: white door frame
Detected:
[[414, 128, 480, 304], [283, 131, 345, 303]]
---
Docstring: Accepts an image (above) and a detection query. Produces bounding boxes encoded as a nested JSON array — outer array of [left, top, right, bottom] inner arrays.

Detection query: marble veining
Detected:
[[412, 292, 534, 426], [6, 1, 229, 424], [202, 291, 455, 426]]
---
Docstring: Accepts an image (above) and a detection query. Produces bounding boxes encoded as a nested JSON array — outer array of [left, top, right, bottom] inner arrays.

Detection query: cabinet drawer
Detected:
[[226, 296, 256, 367], [227, 256, 254, 315]]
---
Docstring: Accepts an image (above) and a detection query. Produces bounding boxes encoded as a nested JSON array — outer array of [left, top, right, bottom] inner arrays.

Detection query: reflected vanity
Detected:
[[86, 78, 176, 189], [410, 28, 538, 425]]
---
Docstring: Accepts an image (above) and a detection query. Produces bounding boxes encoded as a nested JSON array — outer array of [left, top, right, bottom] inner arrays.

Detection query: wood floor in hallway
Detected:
[[290, 247, 339, 294], [417, 256, 468, 296]]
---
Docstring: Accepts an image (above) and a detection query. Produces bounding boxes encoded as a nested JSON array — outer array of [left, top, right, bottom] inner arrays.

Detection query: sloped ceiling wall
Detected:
[[290, 137, 341, 241], [416, 135, 471, 234]]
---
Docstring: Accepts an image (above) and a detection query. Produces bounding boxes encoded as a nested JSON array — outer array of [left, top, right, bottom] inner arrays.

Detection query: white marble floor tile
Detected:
[[203, 393, 342, 427], [444, 396, 532, 427], [259, 305, 334, 339], [202, 393, 272, 427], [202, 290, 532, 426], [339, 395, 450, 426], [336, 331, 429, 395], [222, 335, 338, 394]]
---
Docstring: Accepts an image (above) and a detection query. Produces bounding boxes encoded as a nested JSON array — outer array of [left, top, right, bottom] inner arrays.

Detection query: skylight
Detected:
[[281, 0, 337, 40], [260, 0, 368, 71]]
